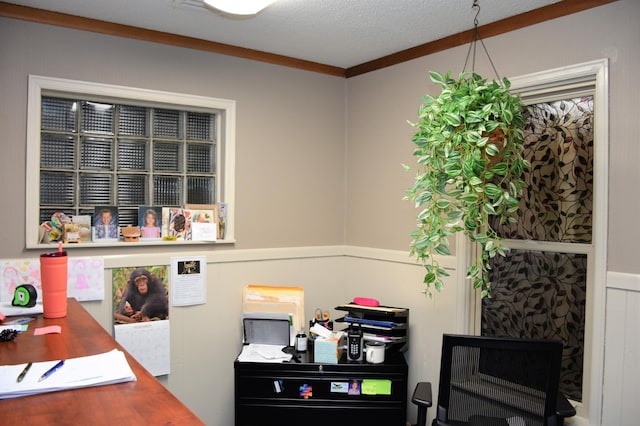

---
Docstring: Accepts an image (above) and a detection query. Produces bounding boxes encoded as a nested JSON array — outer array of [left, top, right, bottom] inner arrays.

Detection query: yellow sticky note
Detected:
[[361, 379, 392, 395]]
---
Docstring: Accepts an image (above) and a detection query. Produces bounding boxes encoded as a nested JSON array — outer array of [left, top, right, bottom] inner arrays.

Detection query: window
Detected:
[[482, 95, 593, 402], [466, 60, 608, 422], [26, 75, 236, 247]]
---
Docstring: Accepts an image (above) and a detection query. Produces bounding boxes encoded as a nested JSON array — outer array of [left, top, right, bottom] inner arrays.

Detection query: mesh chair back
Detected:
[[436, 334, 563, 426]]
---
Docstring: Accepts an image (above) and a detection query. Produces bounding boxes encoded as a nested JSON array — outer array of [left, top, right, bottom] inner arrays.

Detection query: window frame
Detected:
[[26, 75, 236, 248], [461, 59, 608, 423]]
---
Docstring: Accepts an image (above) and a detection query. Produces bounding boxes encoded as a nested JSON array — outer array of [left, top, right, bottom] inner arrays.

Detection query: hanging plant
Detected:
[[404, 71, 529, 297]]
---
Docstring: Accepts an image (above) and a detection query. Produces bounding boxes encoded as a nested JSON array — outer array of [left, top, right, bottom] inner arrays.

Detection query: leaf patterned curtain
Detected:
[[482, 250, 586, 401], [492, 96, 594, 242]]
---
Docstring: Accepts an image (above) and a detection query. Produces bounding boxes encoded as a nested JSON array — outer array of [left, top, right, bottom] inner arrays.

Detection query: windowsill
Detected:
[[27, 239, 235, 250], [563, 415, 588, 426]]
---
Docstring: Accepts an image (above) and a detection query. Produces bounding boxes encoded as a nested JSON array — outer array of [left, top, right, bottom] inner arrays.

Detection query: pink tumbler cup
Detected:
[[40, 250, 68, 318]]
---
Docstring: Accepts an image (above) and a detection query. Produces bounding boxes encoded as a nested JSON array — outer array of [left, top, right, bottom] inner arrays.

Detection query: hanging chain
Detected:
[[462, 0, 502, 83]]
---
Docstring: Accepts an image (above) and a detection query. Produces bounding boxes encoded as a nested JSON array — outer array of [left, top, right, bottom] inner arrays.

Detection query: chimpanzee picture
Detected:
[[113, 266, 169, 324]]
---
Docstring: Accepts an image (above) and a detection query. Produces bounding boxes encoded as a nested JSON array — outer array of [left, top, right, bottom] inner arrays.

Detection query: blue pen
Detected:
[[38, 360, 65, 382]]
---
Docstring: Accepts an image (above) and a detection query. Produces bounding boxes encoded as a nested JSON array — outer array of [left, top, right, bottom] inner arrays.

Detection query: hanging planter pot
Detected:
[[404, 70, 529, 297]]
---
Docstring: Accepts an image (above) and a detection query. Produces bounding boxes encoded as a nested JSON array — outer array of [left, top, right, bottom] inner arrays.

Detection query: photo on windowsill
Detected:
[[93, 206, 119, 241], [138, 206, 162, 240], [188, 209, 217, 241], [163, 207, 191, 241], [185, 204, 221, 240], [65, 215, 92, 243]]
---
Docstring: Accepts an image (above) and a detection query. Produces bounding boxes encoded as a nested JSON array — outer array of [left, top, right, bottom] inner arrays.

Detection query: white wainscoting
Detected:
[[602, 272, 640, 426], [76, 248, 636, 425]]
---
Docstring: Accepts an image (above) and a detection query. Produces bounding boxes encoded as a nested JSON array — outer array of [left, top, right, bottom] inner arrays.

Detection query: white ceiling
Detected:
[[7, 0, 563, 68]]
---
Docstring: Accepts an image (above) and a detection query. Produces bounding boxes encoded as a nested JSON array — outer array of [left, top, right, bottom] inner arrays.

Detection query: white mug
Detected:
[[365, 341, 385, 364]]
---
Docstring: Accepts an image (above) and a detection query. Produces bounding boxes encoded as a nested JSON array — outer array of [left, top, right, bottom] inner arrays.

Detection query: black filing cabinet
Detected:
[[234, 351, 408, 426]]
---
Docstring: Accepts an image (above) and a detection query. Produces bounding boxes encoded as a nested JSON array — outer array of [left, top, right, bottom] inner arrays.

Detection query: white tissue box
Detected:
[[314, 333, 344, 364]]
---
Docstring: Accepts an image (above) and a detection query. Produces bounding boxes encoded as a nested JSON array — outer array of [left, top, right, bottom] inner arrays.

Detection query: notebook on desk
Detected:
[[0, 349, 136, 399]]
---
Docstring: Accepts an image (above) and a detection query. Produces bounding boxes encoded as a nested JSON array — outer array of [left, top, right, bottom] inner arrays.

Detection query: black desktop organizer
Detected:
[[335, 303, 409, 352]]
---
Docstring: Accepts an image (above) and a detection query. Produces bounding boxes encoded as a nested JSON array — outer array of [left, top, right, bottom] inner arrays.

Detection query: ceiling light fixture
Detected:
[[203, 0, 276, 16]]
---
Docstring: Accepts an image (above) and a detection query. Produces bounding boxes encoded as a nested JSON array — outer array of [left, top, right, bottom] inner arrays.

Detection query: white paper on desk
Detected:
[[237, 344, 292, 363], [0, 349, 136, 399], [0, 302, 43, 316]]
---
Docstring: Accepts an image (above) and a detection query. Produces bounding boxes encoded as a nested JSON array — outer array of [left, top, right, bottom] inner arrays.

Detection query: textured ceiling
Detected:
[[6, 0, 563, 68]]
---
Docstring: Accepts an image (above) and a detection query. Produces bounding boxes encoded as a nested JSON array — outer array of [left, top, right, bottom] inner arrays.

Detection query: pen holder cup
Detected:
[[40, 251, 68, 318]]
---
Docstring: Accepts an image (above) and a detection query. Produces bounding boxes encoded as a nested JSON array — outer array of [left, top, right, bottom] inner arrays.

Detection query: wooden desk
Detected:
[[0, 298, 204, 425]]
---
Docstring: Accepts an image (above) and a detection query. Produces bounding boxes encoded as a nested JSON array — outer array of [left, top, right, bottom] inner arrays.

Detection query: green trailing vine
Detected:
[[404, 71, 529, 297]]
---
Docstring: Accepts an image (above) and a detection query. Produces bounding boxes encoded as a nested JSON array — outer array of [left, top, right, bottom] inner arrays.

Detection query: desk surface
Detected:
[[0, 298, 204, 425]]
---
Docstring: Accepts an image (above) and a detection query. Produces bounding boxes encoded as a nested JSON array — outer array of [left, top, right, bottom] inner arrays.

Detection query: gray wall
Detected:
[[1, 1, 639, 424], [346, 2, 640, 423], [346, 1, 639, 270], [0, 17, 347, 257]]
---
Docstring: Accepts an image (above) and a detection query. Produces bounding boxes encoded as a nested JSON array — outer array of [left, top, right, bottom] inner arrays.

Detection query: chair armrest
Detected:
[[412, 381, 433, 408], [411, 382, 433, 426], [557, 393, 576, 419]]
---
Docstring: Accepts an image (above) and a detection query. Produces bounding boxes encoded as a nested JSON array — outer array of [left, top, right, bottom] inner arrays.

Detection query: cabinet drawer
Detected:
[[236, 402, 405, 426], [236, 373, 405, 402], [234, 353, 408, 426]]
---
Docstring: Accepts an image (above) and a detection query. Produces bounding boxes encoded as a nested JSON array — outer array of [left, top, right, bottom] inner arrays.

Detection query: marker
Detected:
[[16, 362, 32, 383], [38, 360, 64, 382]]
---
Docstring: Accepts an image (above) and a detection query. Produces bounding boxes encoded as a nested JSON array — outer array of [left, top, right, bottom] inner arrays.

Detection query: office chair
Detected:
[[411, 334, 576, 426]]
